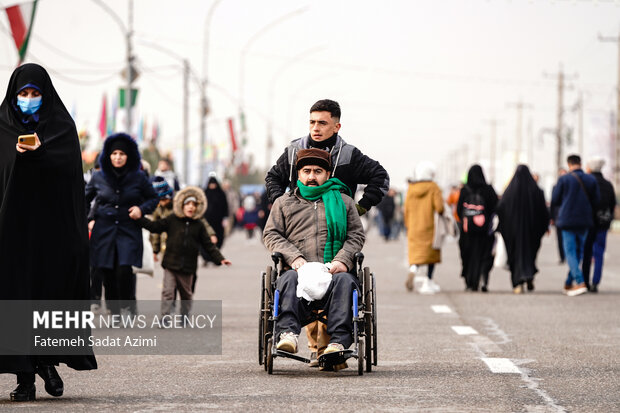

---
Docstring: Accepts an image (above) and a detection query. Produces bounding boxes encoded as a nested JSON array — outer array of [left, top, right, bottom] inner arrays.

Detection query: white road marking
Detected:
[[481, 357, 521, 374], [451, 326, 478, 335], [431, 305, 452, 313]]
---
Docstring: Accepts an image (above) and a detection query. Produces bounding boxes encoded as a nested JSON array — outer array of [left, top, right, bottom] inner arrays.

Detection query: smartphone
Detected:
[[18, 134, 36, 146]]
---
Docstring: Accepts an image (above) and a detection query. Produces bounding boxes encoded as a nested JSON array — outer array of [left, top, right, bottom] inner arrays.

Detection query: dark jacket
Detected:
[[138, 187, 225, 275], [85, 133, 159, 269], [551, 169, 600, 230], [265, 134, 389, 211], [591, 172, 616, 230]]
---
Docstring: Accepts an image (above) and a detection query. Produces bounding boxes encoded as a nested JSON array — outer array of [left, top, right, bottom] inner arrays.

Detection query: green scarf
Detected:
[[297, 178, 351, 263]]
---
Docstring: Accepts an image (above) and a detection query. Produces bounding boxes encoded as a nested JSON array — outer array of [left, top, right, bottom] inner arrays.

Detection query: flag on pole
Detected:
[[98, 94, 107, 139], [4, 0, 39, 64], [151, 119, 159, 143], [108, 92, 117, 135], [228, 118, 238, 153]]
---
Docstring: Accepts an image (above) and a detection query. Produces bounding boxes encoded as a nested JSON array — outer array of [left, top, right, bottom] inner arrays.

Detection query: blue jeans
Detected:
[[592, 229, 608, 285], [562, 229, 588, 286]]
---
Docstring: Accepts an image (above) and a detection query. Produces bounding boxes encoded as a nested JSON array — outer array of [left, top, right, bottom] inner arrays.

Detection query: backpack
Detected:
[[462, 192, 487, 234]]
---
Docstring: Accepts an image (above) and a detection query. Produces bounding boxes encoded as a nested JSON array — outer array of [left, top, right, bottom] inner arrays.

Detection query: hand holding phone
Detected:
[[16, 133, 40, 153], [18, 134, 36, 146]]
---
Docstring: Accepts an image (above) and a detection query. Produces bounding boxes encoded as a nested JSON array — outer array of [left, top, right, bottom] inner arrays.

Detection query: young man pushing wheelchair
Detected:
[[262, 148, 366, 371]]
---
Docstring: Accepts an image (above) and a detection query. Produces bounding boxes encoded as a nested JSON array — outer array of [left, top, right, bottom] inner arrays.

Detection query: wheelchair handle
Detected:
[[354, 252, 364, 266], [271, 252, 284, 267]]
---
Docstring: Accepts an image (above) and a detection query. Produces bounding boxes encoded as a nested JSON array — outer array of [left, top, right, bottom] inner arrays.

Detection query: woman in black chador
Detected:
[[0, 64, 97, 401], [457, 165, 498, 291], [203, 175, 229, 249], [497, 165, 550, 293]]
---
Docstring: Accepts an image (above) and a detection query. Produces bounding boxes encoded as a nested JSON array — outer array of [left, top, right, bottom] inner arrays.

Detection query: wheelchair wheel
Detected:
[[357, 338, 364, 376], [363, 267, 373, 372], [372, 272, 378, 366], [266, 338, 274, 375], [258, 272, 266, 365], [262, 267, 272, 370]]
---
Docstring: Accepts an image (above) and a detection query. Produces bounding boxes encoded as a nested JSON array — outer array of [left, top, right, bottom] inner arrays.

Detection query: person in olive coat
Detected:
[[85, 133, 159, 314]]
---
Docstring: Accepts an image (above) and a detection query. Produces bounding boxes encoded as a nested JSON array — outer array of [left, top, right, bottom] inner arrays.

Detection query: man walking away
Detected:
[[582, 157, 616, 292], [551, 155, 600, 297]]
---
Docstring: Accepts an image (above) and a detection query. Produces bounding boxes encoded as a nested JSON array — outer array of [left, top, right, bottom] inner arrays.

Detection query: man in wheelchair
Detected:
[[263, 148, 365, 371]]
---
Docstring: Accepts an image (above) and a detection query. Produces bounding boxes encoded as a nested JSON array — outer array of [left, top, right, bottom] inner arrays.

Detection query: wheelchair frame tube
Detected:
[[274, 289, 280, 318]]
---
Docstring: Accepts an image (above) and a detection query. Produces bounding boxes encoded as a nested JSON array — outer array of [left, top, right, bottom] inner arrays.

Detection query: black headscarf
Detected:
[[0, 64, 96, 373], [497, 165, 550, 286], [466, 164, 487, 189]]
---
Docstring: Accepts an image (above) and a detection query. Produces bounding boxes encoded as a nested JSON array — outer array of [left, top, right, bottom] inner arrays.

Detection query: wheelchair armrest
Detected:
[[271, 252, 284, 267], [354, 252, 364, 266]]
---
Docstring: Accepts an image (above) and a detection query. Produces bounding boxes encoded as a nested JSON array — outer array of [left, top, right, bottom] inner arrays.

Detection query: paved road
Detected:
[[1, 227, 619, 412]]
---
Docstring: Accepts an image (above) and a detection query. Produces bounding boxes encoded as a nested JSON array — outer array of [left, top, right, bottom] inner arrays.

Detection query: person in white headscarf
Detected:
[[403, 161, 445, 294]]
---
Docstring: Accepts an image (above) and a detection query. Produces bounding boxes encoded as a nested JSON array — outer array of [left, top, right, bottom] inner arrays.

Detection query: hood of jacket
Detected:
[[99, 133, 141, 178], [408, 180, 436, 198], [173, 186, 207, 219]]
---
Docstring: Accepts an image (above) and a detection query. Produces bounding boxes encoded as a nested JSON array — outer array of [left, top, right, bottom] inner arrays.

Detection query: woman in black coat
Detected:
[[497, 165, 550, 293], [85, 133, 158, 314], [0, 64, 96, 401], [457, 165, 498, 291], [203, 176, 229, 249]]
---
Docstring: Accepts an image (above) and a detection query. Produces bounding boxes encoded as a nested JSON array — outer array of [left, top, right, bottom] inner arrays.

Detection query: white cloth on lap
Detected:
[[296, 262, 333, 301]]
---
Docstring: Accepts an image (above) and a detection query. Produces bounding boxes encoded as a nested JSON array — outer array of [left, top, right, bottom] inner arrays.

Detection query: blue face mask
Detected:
[[17, 96, 42, 115]]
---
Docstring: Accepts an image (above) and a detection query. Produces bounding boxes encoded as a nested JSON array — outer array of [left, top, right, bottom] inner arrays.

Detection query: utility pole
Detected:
[[484, 119, 498, 187], [507, 99, 533, 166], [183, 59, 189, 185], [577, 91, 584, 157], [544, 65, 576, 180], [599, 30, 620, 192], [200, 0, 221, 186], [125, 0, 133, 132]]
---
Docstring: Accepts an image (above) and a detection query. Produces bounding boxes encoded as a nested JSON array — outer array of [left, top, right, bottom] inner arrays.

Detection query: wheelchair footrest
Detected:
[[318, 349, 355, 371], [273, 349, 311, 363]]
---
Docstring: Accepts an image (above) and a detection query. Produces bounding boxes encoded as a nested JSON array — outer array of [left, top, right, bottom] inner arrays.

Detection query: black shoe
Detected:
[[526, 280, 534, 291], [10, 383, 35, 401], [590, 284, 598, 293], [480, 285, 488, 293], [37, 365, 63, 397]]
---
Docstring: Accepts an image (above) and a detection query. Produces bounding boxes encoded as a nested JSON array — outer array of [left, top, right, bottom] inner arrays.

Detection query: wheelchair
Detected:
[[258, 252, 377, 375]]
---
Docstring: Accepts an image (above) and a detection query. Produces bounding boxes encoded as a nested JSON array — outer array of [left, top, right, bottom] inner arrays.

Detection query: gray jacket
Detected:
[[263, 188, 366, 271]]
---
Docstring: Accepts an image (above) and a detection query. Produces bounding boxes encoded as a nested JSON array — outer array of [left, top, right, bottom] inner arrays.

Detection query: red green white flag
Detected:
[[4, 0, 39, 64]]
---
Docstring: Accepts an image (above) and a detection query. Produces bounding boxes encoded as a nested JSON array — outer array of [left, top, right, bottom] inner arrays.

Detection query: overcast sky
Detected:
[[0, 0, 618, 192]]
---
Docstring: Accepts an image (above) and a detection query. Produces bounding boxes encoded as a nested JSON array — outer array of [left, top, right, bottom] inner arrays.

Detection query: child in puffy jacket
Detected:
[[133, 186, 231, 318]]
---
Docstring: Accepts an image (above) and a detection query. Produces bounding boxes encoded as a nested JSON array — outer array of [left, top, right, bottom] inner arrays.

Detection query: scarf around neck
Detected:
[[297, 177, 351, 263]]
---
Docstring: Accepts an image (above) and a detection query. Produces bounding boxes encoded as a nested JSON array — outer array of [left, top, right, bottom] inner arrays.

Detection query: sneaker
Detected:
[[276, 332, 298, 353], [562, 284, 572, 295], [418, 279, 435, 295], [309, 351, 319, 367], [590, 284, 599, 293], [566, 283, 588, 297], [321, 343, 348, 371], [405, 272, 414, 292], [428, 279, 441, 293], [323, 342, 345, 354], [513, 284, 523, 294]]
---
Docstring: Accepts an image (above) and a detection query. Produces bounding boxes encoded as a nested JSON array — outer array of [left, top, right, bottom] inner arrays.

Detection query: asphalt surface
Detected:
[[1, 225, 619, 412]]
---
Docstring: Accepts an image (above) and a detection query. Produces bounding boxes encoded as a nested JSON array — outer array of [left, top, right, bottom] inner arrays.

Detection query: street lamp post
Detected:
[[237, 7, 308, 166], [200, 0, 223, 186], [91, 0, 134, 132], [137, 39, 203, 185]]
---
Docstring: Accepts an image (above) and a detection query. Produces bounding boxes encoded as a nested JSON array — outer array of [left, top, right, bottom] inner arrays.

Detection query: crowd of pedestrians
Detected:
[[400, 154, 615, 297], [1, 61, 618, 400]]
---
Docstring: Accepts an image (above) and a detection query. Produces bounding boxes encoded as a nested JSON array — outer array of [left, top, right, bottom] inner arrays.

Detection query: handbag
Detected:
[[133, 229, 155, 276], [432, 211, 451, 249]]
